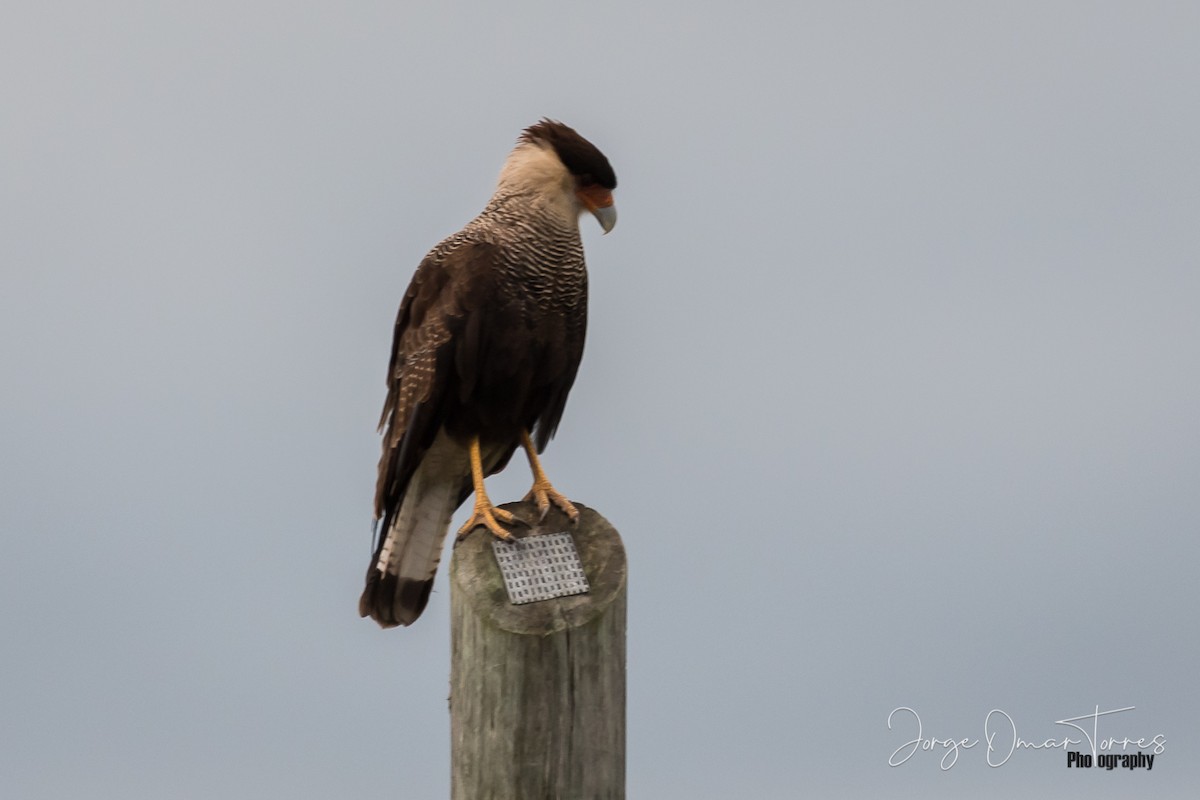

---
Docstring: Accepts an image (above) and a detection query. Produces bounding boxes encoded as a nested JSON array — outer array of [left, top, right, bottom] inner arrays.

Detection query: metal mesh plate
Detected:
[[492, 531, 590, 605]]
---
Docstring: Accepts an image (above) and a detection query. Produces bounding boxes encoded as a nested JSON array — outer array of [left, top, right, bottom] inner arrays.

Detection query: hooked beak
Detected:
[[577, 185, 617, 234]]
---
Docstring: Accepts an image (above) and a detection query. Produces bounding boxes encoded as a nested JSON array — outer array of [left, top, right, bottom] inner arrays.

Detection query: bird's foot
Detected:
[[457, 499, 526, 541], [524, 479, 580, 524]]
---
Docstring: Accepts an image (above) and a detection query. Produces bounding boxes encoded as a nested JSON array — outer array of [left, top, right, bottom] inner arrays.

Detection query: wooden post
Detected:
[[450, 501, 626, 800]]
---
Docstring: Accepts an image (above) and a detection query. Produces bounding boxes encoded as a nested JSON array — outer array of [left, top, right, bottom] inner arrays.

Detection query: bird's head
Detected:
[[498, 119, 617, 234]]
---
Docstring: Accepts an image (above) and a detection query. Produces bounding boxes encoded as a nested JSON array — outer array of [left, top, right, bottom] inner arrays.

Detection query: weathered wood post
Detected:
[[450, 500, 626, 800]]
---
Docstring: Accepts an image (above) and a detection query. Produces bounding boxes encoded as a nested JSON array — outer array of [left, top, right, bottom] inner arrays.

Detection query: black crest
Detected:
[[520, 119, 617, 190]]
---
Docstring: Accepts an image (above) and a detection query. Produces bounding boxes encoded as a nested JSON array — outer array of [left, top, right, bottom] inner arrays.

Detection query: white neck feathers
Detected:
[[494, 142, 582, 223]]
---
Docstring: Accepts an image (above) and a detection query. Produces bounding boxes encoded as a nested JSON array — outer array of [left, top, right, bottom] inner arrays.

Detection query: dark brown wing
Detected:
[[371, 240, 501, 531]]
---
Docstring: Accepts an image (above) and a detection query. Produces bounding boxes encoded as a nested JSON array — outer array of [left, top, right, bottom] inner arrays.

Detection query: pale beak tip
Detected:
[[592, 203, 617, 234]]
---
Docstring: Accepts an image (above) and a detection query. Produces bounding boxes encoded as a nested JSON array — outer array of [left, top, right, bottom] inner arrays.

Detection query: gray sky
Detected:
[[3, 2, 1197, 798]]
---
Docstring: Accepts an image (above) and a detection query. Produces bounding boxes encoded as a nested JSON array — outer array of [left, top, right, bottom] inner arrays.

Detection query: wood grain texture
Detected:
[[450, 501, 626, 800]]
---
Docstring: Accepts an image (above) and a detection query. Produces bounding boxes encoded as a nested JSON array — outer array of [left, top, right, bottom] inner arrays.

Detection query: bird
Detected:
[[359, 120, 617, 628]]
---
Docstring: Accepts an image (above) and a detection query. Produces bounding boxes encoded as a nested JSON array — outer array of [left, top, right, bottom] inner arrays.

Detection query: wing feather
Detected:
[[371, 240, 502, 537]]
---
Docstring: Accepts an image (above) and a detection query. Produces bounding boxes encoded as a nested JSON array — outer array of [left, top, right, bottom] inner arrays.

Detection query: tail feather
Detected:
[[359, 572, 437, 628], [359, 436, 466, 627]]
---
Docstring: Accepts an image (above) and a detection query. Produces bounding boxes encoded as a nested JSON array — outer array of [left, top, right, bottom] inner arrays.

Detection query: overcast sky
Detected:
[[2, 3, 1197, 798]]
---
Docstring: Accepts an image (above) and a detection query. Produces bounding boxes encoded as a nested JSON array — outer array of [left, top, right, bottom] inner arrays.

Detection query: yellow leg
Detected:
[[457, 436, 521, 540], [521, 430, 580, 523]]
